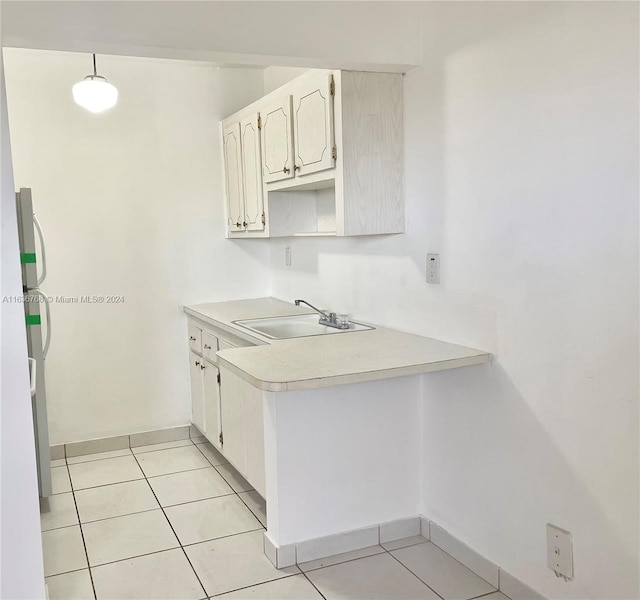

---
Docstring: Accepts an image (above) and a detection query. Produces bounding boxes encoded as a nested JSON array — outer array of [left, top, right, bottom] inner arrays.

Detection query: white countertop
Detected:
[[184, 298, 491, 392]]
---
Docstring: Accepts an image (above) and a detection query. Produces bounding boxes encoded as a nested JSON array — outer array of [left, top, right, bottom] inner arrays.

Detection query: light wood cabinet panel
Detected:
[[219, 367, 246, 473], [240, 114, 265, 231], [261, 97, 294, 184], [223, 123, 245, 231], [203, 360, 222, 450], [293, 73, 335, 177], [340, 71, 404, 235], [222, 69, 404, 238], [189, 351, 205, 433]]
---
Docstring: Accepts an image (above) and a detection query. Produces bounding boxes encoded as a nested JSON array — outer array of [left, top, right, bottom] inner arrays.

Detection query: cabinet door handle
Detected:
[[200, 363, 205, 370], [195, 361, 200, 366], [236, 221, 242, 228], [242, 221, 247, 228], [189, 336, 196, 341], [283, 166, 290, 174], [204, 344, 212, 350], [294, 164, 300, 172]]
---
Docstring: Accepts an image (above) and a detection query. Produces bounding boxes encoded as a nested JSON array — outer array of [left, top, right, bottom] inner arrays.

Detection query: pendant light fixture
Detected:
[[72, 54, 118, 113]]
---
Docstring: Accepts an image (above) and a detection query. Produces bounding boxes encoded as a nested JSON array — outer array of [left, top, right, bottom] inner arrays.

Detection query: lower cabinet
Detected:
[[186, 320, 265, 497], [220, 367, 266, 498], [189, 350, 205, 434], [202, 359, 222, 450]]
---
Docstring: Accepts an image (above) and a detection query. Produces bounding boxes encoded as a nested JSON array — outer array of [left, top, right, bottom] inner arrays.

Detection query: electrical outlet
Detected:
[[426, 253, 440, 284], [285, 246, 292, 268], [546, 524, 573, 580]]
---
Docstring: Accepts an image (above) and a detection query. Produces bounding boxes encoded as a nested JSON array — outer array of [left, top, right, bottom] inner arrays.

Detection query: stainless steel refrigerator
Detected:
[[16, 187, 52, 497]]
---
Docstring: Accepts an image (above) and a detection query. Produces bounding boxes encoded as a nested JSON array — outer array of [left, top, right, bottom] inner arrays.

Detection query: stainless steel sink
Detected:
[[233, 314, 373, 340]]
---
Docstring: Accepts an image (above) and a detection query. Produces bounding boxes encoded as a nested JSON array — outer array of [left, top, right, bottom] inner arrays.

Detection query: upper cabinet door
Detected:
[[261, 97, 294, 183], [240, 114, 265, 231], [292, 74, 335, 177], [223, 123, 245, 231]]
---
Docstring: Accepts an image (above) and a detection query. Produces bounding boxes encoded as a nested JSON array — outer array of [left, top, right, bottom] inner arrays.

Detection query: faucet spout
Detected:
[[294, 299, 350, 330], [294, 299, 331, 320]]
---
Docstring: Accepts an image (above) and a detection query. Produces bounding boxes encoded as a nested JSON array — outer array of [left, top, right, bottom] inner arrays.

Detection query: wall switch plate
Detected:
[[426, 253, 440, 284], [285, 247, 292, 268], [546, 523, 573, 580]]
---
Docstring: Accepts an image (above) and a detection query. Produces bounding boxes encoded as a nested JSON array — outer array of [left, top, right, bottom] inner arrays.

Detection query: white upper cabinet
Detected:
[[260, 97, 294, 184], [240, 113, 265, 231], [292, 73, 335, 177], [223, 123, 245, 231], [222, 69, 404, 238]]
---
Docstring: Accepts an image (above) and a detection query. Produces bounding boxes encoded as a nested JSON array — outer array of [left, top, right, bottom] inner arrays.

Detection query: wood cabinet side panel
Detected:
[[340, 72, 404, 236]]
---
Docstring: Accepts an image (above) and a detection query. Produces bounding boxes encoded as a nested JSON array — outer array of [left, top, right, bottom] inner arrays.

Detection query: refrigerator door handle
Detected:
[[28, 357, 37, 397], [35, 289, 51, 359], [33, 213, 47, 287]]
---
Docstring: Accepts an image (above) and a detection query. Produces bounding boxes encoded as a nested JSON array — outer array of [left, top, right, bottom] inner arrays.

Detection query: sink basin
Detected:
[[233, 314, 374, 340]]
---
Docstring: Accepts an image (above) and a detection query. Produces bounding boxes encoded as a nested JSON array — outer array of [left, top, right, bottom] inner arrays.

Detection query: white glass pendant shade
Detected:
[[73, 55, 118, 113]]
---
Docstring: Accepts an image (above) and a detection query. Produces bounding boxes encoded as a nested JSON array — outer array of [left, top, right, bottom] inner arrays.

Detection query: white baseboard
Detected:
[[51, 425, 193, 458], [263, 515, 546, 599]]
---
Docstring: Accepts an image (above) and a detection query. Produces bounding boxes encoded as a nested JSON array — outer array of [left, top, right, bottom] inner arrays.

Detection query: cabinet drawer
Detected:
[[188, 325, 202, 354], [202, 332, 219, 363]]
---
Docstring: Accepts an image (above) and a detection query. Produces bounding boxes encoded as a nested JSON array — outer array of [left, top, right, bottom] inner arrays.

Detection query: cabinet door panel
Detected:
[[223, 123, 245, 231], [240, 114, 265, 231], [261, 97, 294, 183], [189, 351, 205, 433], [293, 74, 335, 176], [203, 361, 221, 450], [219, 367, 246, 474], [244, 386, 266, 499]]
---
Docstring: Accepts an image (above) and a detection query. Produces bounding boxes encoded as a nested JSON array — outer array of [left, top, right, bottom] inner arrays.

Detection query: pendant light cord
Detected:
[[93, 53, 97, 76]]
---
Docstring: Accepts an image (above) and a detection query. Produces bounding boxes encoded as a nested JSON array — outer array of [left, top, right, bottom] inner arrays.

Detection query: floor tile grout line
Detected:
[[424, 538, 498, 590], [74, 527, 269, 572], [65, 449, 133, 465], [384, 547, 447, 600], [76, 489, 240, 527], [299, 569, 328, 600], [130, 450, 209, 600], [42, 565, 91, 580], [69, 463, 220, 493], [469, 591, 506, 600], [68, 464, 98, 600], [208, 572, 301, 598], [297, 546, 388, 573]]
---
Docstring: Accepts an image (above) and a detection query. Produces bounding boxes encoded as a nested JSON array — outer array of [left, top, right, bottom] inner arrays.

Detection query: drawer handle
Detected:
[[189, 336, 196, 341], [204, 344, 212, 350]]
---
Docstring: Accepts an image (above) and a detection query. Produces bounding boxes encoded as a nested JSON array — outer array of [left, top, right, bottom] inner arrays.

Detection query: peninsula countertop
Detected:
[[184, 298, 491, 392]]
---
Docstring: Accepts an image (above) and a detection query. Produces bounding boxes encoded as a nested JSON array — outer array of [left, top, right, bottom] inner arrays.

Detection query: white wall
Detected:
[[3, 49, 269, 444], [269, 3, 639, 599], [0, 47, 46, 599], [263, 66, 308, 95]]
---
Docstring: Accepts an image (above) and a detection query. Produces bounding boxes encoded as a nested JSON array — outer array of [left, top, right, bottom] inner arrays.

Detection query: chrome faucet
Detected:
[[294, 299, 350, 330]]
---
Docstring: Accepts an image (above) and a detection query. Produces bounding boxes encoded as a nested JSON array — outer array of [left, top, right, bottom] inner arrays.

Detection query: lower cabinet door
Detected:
[[219, 367, 266, 497], [202, 360, 222, 449], [220, 368, 247, 475], [189, 351, 205, 433]]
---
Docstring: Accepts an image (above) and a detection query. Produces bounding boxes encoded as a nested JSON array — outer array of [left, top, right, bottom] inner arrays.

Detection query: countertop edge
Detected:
[[217, 352, 492, 392]]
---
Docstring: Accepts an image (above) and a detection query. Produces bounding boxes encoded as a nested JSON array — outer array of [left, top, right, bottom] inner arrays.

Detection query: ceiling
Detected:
[[1, 1, 422, 72]]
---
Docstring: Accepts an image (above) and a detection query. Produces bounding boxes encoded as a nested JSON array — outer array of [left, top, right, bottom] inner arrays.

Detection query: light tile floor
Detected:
[[41, 438, 510, 600]]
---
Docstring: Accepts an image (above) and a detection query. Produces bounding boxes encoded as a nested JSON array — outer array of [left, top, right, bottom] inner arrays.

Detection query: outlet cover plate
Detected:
[[546, 523, 573, 580], [426, 253, 440, 284]]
